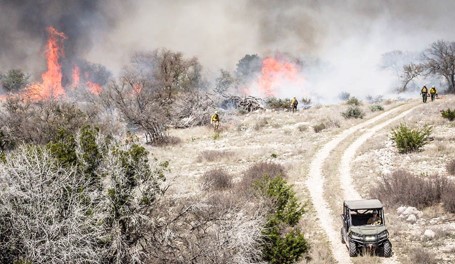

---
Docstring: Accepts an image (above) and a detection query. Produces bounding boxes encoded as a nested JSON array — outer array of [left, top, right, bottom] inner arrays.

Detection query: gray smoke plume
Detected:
[[2, 0, 455, 99]]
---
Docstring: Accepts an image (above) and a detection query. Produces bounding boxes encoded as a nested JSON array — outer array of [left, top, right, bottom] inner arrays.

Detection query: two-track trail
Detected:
[[306, 101, 421, 264]]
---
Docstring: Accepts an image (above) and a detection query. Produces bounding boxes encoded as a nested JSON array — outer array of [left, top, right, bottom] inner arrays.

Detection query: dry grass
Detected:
[[446, 159, 455, 175], [151, 135, 182, 146], [313, 123, 326, 133], [197, 150, 234, 162], [298, 124, 309, 132], [442, 180, 455, 213], [409, 248, 437, 264], [200, 169, 233, 191], [254, 117, 269, 131], [371, 170, 446, 209], [239, 162, 286, 191], [352, 255, 382, 264]]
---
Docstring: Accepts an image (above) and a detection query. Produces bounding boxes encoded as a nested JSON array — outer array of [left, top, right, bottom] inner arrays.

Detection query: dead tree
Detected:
[[104, 74, 168, 144], [400, 63, 423, 92]]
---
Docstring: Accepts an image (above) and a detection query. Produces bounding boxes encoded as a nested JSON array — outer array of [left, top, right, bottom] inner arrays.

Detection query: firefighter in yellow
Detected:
[[290, 97, 298, 112], [421, 85, 428, 103], [429, 86, 437, 102], [211, 111, 220, 130]]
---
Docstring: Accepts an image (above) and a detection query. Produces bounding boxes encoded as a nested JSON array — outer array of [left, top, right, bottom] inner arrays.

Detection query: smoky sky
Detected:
[[2, 0, 455, 98]]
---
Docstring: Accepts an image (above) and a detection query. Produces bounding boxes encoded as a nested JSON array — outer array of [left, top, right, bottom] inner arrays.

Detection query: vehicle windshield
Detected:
[[349, 209, 383, 226]]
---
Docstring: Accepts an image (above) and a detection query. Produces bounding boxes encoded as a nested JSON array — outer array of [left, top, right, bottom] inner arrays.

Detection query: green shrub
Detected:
[[47, 126, 105, 184], [369, 104, 384, 112], [441, 108, 455, 121], [262, 227, 308, 264], [390, 123, 432, 153], [266, 97, 291, 110], [0, 69, 29, 92], [255, 176, 309, 263], [346, 97, 361, 106], [47, 129, 78, 167], [341, 106, 364, 119]]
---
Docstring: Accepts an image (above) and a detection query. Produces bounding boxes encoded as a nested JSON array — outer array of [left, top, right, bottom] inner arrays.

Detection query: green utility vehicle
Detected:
[[340, 199, 392, 257]]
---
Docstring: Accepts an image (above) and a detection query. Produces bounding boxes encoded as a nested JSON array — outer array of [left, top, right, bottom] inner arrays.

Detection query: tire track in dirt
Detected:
[[339, 104, 421, 264], [306, 102, 419, 264]]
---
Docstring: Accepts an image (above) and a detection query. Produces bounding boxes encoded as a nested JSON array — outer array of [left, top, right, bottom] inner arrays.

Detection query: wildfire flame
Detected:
[[71, 66, 104, 95], [86, 81, 102, 95], [72, 66, 80, 89], [0, 26, 105, 102], [25, 27, 67, 100], [257, 57, 303, 97]]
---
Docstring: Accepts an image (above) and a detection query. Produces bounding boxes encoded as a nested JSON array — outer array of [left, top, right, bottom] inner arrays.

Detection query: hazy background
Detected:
[[1, 0, 455, 101]]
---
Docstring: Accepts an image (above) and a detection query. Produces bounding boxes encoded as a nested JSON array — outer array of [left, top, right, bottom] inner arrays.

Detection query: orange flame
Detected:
[[87, 81, 102, 95], [25, 27, 67, 100], [258, 57, 302, 97], [72, 66, 80, 89]]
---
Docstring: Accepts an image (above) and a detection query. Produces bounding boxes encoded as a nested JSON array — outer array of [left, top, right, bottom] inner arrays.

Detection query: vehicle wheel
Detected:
[[341, 228, 345, 244], [383, 241, 392, 257], [349, 241, 357, 257]]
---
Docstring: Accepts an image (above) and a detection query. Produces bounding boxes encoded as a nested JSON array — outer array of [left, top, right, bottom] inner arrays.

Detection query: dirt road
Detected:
[[306, 102, 421, 264]]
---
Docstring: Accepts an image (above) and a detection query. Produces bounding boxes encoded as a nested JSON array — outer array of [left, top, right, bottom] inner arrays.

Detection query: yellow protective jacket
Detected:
[[290, 98, 298, 107], [211, 113, 219, 122], [421, 86, 428, 94], [430, 87, 437, 94]]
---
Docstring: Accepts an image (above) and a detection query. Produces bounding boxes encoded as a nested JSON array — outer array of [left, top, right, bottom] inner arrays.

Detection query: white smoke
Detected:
[[3, 0, 455, 101]]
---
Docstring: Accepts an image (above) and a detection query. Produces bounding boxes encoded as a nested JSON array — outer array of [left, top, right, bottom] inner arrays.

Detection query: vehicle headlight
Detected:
[[378, 231, 388, 239], [365, 235, 376, 241], [350, 232, 363, 240]]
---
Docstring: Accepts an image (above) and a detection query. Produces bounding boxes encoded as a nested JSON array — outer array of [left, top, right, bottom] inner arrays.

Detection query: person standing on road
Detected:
[[421, 85, 429, 103], [429, 86, 438, 102]]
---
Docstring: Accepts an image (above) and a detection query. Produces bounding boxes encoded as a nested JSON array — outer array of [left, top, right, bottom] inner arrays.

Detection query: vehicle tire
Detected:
[[341, 228, 345, 244], [349, 241, 357, 257], [383, 241, 392, 257]]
